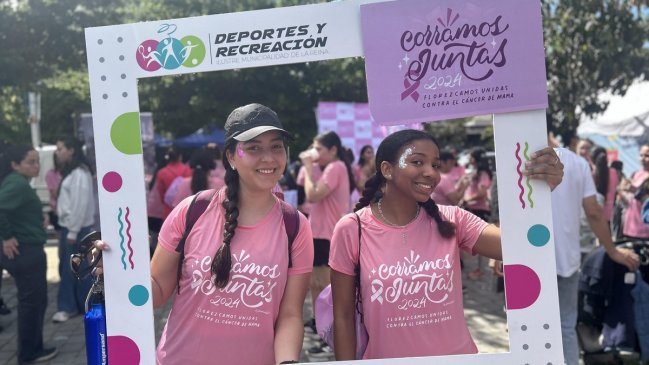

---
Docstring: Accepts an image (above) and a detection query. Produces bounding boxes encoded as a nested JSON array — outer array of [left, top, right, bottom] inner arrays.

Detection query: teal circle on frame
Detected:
[[527, 224, 550, 247], [128, 285, 149, 306]]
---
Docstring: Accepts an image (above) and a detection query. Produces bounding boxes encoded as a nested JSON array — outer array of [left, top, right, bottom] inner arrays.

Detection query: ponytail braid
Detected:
[[420, 198, 455, 238], [211, 156, 240, 288], [354, 174, 384, 212]]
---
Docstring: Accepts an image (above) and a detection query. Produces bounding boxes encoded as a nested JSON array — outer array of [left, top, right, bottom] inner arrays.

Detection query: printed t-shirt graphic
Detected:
[[156, 189, 313, 365], [329, 205, 488, 359]]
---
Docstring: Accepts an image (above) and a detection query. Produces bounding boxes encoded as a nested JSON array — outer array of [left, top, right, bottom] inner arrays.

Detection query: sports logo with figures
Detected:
[[135, 23, 206, 72]]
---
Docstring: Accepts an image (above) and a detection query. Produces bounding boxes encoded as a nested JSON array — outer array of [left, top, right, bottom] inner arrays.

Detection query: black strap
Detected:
[[353, 213, 364, 322], [176, 190, 216, 294], [279, 200, 300, 268]]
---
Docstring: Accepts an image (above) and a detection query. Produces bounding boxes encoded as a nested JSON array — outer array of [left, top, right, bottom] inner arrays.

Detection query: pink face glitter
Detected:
[[236, 143, 245, 158]]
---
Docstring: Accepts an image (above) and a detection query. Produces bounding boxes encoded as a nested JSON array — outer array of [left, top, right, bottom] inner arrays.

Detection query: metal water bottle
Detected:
[[84, 280, 108, 365]]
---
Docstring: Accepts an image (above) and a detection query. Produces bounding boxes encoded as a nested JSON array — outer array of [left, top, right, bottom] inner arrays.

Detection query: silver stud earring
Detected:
[[385, 174, 392, 179], [232, 165, 237, 171]]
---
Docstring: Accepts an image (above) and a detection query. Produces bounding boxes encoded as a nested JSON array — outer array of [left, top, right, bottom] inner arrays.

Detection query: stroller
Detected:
[[578, 239, 649, 365]]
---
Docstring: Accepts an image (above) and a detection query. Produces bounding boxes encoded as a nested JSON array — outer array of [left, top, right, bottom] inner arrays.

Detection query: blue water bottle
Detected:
[[85, 280, 108, 365]]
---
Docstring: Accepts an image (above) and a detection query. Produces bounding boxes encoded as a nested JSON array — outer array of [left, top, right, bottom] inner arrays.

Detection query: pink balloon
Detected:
[[504, 264, 541, 310]]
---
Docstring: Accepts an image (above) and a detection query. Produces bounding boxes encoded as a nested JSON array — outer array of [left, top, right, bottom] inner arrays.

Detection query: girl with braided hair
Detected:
[[96, 104, 314, 365], [329, 129, 564, 360]]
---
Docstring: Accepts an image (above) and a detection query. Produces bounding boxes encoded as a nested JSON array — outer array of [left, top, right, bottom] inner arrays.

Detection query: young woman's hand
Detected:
[[74, 239, 109, 277], [525, 147, 564, 191], [2, 238, 20, 259]]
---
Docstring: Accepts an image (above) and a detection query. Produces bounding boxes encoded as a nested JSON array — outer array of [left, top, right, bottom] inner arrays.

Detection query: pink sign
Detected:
[[317, 102, 422, 158], [361, 0, 548, 125]]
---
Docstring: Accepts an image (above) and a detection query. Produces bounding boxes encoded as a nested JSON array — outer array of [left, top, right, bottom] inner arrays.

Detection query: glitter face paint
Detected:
[[236, 143, 245, 158], [398, 147, 414, 169]]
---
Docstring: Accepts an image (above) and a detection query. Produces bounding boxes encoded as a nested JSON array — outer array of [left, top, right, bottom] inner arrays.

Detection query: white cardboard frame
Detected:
[[85, 1, 563, 364]]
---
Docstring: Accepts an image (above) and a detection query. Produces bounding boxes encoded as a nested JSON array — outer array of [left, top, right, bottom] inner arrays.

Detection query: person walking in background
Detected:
[[170, 149, 224, 207], [618, 145, 649, 240], [45, 154, 62, 232], [329, 130, 564, 360], [353, 145, 375, 194], [155, 146, 191, 219], [463, 147, 493, 280], [0, 144, 58, 363], [550, 146, 640, 365], [299, 130, 355, 356], [576, 138, 595, 171], [431, 150, 469, 206], [206, 142, 226, 181], [590, 146, 619, 225], [52, 137, 96, 323]]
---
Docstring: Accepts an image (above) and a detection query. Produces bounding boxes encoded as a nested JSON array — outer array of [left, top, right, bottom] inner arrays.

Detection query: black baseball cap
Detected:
[[224, 103, 290, 142]]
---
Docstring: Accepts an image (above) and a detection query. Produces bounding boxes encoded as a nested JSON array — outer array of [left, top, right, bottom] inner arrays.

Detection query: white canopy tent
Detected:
[[577, 79, 649, 176]]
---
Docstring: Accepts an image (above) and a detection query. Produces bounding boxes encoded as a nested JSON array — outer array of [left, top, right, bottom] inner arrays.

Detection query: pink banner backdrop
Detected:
[[361, 0, 548, 125], [317, 102, 422, 158]]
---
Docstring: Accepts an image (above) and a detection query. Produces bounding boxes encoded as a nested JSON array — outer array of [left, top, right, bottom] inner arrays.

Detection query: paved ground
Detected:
[[0, 247, 508, 364]]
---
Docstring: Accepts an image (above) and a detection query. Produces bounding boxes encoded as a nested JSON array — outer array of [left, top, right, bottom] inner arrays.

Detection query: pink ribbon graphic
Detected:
[[401, 70, 420, 102]]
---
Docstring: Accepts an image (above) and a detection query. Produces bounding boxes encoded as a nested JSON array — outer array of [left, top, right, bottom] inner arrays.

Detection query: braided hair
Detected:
[[354, 130, 455, 238], [211, 139, 240, 288]]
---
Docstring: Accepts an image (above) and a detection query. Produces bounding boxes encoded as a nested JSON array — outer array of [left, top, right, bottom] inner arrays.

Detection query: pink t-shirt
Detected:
[[45, 169, 62, 209], [448, 166, 465, 184], [329, 205, 488, 359], [309, 160, 351, 240], [156, 189, 314, 365], [171, 176, 225, 208], [157, 162, 192, 218], [623, 170, 649, 238], [464, 171, 492, 212], [432, 173, 455, 206], [296, 164, 321, 216], [603, 168, 619, 221]]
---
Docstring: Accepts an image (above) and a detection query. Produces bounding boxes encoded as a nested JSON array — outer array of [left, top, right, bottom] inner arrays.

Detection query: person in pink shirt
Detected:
[[431, 150, 469, 206], [45, 154, 62, 231], [462, 148, 493, 279], [299, 130, 355, 356], [170, 149, 225, 208], [296, 162, 321, 217], [97, 104, 314, 365], [155, 147, 192, 219], [619, 144, 649, 239], [353, 145, 375, 194], [329, 130, 564, 360]]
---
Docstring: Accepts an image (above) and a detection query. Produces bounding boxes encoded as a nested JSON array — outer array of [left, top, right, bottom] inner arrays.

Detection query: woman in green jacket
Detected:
[[0, 144, 58, 363]]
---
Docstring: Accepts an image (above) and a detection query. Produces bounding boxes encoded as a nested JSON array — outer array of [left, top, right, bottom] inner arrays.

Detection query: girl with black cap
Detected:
[[96, 104, 313, 365]]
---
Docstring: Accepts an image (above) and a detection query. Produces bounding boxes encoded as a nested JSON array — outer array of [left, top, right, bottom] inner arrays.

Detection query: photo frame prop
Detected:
[[84, 0, 563, 363]]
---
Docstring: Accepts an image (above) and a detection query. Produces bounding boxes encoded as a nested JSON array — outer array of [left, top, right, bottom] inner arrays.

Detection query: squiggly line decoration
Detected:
[[125, 207, 135, 270], [515, 143, 525, 209], [523, 142, 530, 161], [523, 142, 535, 208], [117, 208, 127, 270]]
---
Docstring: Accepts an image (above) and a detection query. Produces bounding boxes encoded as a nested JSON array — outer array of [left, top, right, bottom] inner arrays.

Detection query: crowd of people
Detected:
[[2, 103, 648, 364]]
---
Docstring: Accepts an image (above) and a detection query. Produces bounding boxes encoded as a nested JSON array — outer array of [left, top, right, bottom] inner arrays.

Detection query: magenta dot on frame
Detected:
[[108, 335, 140, 365], [503, 264, 541, 310], [102, 172, 123, 192]]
